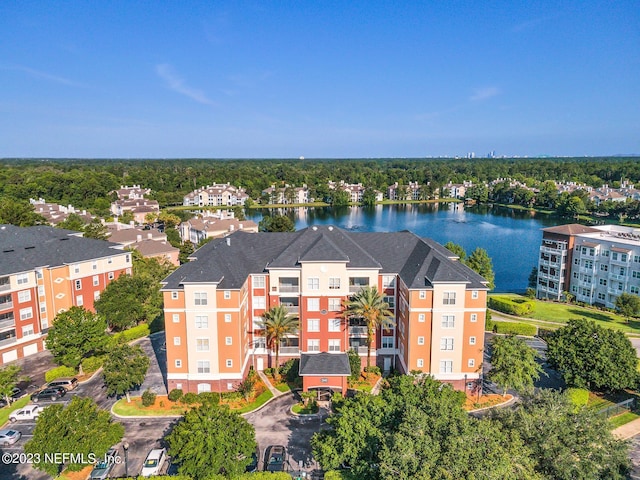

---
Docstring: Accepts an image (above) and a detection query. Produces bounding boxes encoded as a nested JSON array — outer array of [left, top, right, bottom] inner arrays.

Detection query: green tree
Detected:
[[259, 214, 295, 232], [102, 343, 150, 402], [0, 197, 46, 226], [528, 266, 538, 289], [233, 205, 246, 220], [24, 397, 124, 477], [615, 292, 640, 322], [167, 403, 257, 479], [547, 319, 638, 391], [331, 189, 351, 206], [361, 188, 378, 206], [465, 183, 489, 203], [258, 305, 299, 372], [83, 218, 109, 240], [45, 307, 109, 372], [488, 335, 544, 396], [56, 213, 87, 232], [465, 247, 495, 289], [347, 348, 361, 381], [342, 286, 393, 374], [118, 210, 135, 224], [158, 211, 182, 229], [493, 389, 629, 479], [179, 241, 195, 264], [444, 241, 467, 261], [0, 365, 21, 406]]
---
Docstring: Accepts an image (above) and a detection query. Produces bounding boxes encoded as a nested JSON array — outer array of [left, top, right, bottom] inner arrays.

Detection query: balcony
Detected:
[[278, 346, 300, 355], [0, 301, 13, 311], [611, 258, 631, 266], [609, 273, 628, 281], [0, 318, 16, 331], [349, 346, 369, 354], [0, 335, 17, 348], [349, 326, 368, 336], [278, 284, 299, 293]]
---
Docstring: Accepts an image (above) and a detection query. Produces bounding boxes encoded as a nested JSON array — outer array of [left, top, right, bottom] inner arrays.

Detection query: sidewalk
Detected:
[[257, 370, 286, 398], [614, 418, 640, 440]]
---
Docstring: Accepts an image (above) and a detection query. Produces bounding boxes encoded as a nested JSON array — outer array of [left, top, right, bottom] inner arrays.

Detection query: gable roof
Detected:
[[299, 353, 351, 376]]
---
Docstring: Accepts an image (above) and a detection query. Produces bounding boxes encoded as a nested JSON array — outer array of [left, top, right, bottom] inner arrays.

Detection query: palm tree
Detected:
[[258, 305, 299, 375], [342, 286, 394, 376]]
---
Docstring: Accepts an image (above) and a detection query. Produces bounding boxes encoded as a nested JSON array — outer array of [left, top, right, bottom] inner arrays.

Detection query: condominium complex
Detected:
[[0, 225, 132, 365], [537, 224, 640, 308], [183, 184, 249, 207], [161, 226, 488, 395]]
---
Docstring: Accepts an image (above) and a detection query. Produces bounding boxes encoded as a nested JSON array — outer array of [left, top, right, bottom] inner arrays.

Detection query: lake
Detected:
[[246, 203, 569, 293]]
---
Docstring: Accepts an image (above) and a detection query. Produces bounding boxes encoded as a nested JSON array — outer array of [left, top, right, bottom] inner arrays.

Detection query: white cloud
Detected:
[[470, 87, 500, 101], [2, 65, 85, 88], [155, 64, 215, 106]]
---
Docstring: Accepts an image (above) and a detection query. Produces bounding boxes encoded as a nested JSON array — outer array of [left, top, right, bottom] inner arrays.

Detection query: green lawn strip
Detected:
[[234, 390, 273, 414], [610, 411, 640, 429], [586, 391, 639, 413], [275, 383, 291, 393], [490, 294, 640, 335], [112, 398, 187, 416], [0, 396, 30, 426]]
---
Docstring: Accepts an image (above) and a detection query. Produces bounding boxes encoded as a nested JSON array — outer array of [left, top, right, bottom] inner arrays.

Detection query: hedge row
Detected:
[[110, 323, 150, 344], [45, 365, 76, 383], [486, 319, 537, 336], [488, 296, 535, 316]]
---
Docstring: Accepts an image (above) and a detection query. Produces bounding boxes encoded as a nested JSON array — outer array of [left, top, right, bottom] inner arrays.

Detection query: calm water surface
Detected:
[[247, 204, 569, 293]]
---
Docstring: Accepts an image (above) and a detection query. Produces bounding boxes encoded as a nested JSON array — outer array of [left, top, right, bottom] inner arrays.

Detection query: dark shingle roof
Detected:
[[161, 226, 488, 290], [0, 224, 126, 276], [299, 353, 351, 376]]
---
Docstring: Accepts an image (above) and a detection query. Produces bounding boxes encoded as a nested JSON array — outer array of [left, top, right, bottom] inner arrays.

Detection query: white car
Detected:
[[140, 448, 167, 477], [0, 429, 21, 446], [9, 404, 41, 422]]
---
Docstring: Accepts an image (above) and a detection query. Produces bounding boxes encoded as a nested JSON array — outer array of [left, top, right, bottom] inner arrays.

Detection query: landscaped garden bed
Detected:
[[464, 393, 513, 411], [348, 372, 382, 393]]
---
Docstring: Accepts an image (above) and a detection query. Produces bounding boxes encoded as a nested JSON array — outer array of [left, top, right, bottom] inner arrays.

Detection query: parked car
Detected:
[[0, 387, 21, 407], [0, 429, 22, 446], [244, 447, 259, 473], [140, 448, 167, 477], [9, 404, 41, 422], [265, 445, 286, 472], [89, 447, 118, 480], [30, 386, 66, 402], [47, 377, 78, 391]]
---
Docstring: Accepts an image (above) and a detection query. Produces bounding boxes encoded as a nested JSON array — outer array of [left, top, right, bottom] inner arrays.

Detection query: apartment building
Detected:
[[183, 184, 249, 207], [262, 184, 309, 204], [537, 224, 640, 308], [0, 225, 132, 365], [161, 226, 488, 395], [179, 217, 259, 245]]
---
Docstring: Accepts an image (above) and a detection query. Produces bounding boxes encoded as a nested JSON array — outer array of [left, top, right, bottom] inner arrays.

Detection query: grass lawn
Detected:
[[112, 395, 187, 416], [0, 396, 30, 427], [234, 389, 273, 414], [490, 294, 640, 334], [610, 411, 640, 429], [292, 403, 319, 415], [55, 466, 93, 480], [275, 383, 291, 393]]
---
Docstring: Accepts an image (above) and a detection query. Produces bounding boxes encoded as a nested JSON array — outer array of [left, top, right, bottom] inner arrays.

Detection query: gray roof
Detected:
[[0, 224, 125, 276], [161, 225, 488, 290], [299, 352, 351, 376]]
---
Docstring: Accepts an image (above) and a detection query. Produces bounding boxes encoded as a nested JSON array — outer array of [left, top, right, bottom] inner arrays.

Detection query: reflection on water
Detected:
[[247, 204, 569, 293]]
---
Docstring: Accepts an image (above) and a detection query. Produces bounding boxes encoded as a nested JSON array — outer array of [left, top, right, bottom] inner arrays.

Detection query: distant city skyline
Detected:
[[1, 1, 638, 158]]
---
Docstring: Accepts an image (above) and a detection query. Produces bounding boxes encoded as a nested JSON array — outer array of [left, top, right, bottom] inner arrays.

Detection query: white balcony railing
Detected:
[[278, 347, 300, 355], [349, 326, 368, 335]]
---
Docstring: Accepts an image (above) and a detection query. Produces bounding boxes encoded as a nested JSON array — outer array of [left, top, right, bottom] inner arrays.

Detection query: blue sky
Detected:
[[1, 1, 638, 158]]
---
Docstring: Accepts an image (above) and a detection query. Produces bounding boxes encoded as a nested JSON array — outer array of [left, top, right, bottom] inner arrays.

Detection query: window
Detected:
[[441, 315, 455, 328], [22, 325, 34, 337], [175, 359, 182, 368], [622, 254, 628, 262], [227, 382, 233, 390], [384, 296, 395, 309], [418, 314, 425, 323], [76, 295, 83, 306], [598, 292, 607, 300], [328, 339, 341, 352], [440, 337, 454, 350], [383, 276, 396, 288], [194, 292, 207, 305], [573, 272, 579, 279], [468, 359, 475, 368], [108, 257, 113, 264], [18, 290, 31, 303], [382, 336, 394, 349], [75, 280, 82, 290], [307, 277, 319, 290], [419, 290, 426, 299], [417, 359, 424, 368], [92, 261, 98, 270], [329, 298, 341, 311], [328, 318, 341, 332], [599, 278, 607, 286], [472, 290, 479, 299], [225, 336, 233, 345], [635, 255, 640, 263], [443, 291, 456, 305], [613, 252, 619, 261], [307, 298, 320, 311], [253, 276, 265, 288], [469, 336, 476, 345], [173, 336, 181, 346], [36, 269, 43, 279], [197, 383, 211, 393], [417, 336, 425, 345], [126, 254, 131, 263], [40, 302, 46, 313], [329, 277, 341, 289], [631, 286, 640, 294], [225, 314, 232, 323], [197, 361, 210, 373], [108, 272, 114, 280], [196, 338, 210, 351], [307, 339, 320, 352], [470, 313, 478, 322], [633, 271, 640, 279], [172, 314, 180, 323], [195, 316, 208, 328], [19, 307, 33, 320], [92, 275, 99, 286], [73, 265, 80, 274], [224, 290, 231, 299], [171, 291, 179, 300], [307, 319, 320, 332], [439, 360, 453, 373], [602, 250, 610, 257], [38, 285, 45, 296], [226, 360, 233, 368], [253, 296, 266, 309]]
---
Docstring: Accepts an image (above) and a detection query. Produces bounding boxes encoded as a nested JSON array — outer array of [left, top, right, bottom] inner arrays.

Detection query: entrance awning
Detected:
[[299, 352, 351, 377]]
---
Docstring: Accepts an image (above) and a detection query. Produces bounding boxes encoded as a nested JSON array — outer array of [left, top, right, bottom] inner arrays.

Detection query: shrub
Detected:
[[198, 391, 220, 405], [81, 355, 105, 373], [492, 321, 537, 336], [141, 389, 157, 407], [45, 365, 76, 383], [488, 296, 535, 316], [181, 392, 199, 405], [565, 388, 589, 410], [364, 366, 381, 376], [168, 388, 184, 402], [279, 358, 300, 383], [264, 367, 275, 377], [525, 287, 536, 298], [221, 391, 242, 401], [110, 323, 150, 344], [347, 349, 361, 381], [237, 376, 256, 401]]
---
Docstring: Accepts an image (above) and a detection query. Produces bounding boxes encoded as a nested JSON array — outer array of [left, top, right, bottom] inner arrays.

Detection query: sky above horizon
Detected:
[[1, 1, 638, 158]]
